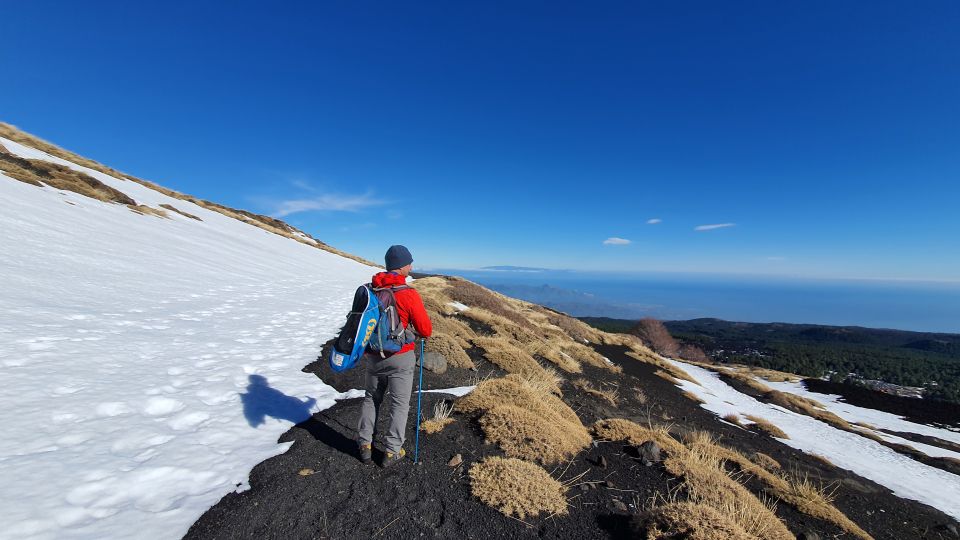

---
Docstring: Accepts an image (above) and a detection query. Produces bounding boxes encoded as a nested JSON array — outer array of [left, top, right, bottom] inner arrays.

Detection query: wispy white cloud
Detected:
[[603, 237, 632, 245], [272, 192, 387, 217], [646, 218, 662, 225], [694, 223, 736, 232]]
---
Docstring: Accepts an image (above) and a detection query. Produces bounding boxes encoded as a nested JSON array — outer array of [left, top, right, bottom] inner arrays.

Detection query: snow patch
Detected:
[[668, 360, 960, 521]]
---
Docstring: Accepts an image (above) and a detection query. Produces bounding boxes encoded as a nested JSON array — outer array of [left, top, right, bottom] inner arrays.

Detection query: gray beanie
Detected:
[[385, 245, 413, 271]]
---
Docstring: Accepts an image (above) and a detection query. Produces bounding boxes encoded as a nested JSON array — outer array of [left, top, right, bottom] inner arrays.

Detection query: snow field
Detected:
[[668, 360, 960, 521], [0, 139, 379, 539]]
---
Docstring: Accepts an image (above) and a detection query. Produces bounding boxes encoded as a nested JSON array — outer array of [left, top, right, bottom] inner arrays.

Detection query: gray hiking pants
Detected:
[[356, 349, 416, 454]]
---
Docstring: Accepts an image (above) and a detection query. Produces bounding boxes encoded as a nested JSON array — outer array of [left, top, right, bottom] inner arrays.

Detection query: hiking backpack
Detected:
[[328, 284, 416, 372]]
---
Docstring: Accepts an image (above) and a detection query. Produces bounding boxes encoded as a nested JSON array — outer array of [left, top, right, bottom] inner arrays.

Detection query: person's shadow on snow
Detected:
[[241, 374, 317, 427]]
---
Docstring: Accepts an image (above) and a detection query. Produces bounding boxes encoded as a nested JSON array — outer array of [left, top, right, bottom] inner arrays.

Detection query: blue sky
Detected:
[[3, 1, 959, 280]]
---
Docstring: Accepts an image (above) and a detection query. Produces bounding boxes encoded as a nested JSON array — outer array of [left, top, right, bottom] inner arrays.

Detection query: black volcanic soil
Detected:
[[185, 342, 959, 540]]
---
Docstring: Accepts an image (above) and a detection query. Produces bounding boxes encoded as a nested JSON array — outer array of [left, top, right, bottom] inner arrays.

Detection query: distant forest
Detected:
[[580, 317, 960, 404]]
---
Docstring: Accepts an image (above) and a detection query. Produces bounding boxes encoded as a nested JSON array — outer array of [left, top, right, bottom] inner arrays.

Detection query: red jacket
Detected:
[[370, 271, 432, 355]]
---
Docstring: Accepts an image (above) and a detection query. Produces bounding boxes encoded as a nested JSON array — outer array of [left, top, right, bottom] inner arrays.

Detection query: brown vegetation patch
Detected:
[[627, 351, 700, 385], [635, 502, 755, 540], [159, 203, 202, 221], [420, 418, 454, 434], [458, 376, 589, 465], [127, 204, 169, 218], [426, 333, 474, 369], [590, 419, 685, 454], [722, 413, 743, 426], [664, 445, 794, 540], [560, 341, 621, 373], [0, 145, 136, 205], [571, 379, 618, 406], [468, 457, 568, 519], [445, 278, 534, 330], [471, 336, 546, 376], [632, 317, 680, 357], [682, 390, 706, 404], [751, 452, 781, 471], [743, 416, 790, 439]]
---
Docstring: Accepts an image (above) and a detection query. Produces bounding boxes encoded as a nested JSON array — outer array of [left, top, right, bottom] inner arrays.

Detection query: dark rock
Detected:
[[638, 440, 662, 463], [591, 455, 607, 468], [447, 454, 462, 467], [611, 500, 628, 513], [419, 352, 447, 374], [798, 532, 820, 540], [604, 480, 614, 489], [942, 523, 959, 537]]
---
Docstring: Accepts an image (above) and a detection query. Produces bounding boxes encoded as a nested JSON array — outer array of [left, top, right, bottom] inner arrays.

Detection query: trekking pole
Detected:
[[414, 338, 425, 464]]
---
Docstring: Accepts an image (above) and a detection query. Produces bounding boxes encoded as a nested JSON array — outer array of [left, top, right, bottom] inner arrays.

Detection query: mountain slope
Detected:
[[0, 126, 378, 539]]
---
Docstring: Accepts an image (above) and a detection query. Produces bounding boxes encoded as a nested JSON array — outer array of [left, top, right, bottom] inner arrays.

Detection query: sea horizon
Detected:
[[425, 268, 960, 334]]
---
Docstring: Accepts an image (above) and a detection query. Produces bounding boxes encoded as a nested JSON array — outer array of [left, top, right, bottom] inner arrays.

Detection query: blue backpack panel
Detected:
[[329, 285, 381, 372]]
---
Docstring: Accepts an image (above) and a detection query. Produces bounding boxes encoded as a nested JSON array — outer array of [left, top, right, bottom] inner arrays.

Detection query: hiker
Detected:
[[357, 245, 432, 466]]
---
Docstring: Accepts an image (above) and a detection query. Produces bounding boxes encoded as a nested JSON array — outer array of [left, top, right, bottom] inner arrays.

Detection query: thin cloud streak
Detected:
[[272, 192, 387, 217], [603, 237, 632, 245], [647, 218, 662, 224], [694, 223, 736, 231]]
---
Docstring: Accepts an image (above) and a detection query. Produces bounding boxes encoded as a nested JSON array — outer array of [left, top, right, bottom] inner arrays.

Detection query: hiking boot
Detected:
[[380, 448, 406, 468], [358, 443, 373, 464]]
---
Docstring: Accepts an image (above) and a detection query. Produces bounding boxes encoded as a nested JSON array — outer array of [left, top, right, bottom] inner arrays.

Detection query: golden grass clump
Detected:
[[472, 336, 546, 376], [127, 204, 169, 218], [572, 379, 618, 406], [560, 341, 621, 373], [626, 351, 700, 385], [421, 400, 455, 433], [681, 434, 872, 539], [429, 315, 475, 347], [522, 340, 582, 373], [590, 418, 685, 454], [752, 452, 782, 471], [533, 306, 603, 343], [1, 145, 137, 205], [425, 333, 475, 369], [159, 203, 202, 221], [775, 473, 872, 540], [664, 446, 794, 540], [469, 457, 568, 518], [636, 502, 756, 540], [722, 413, 743, 426], [446, 278, 535, 329], [744, 415, 790, 439], [458, 376, 589, 464], [682, 390, 706, 404]]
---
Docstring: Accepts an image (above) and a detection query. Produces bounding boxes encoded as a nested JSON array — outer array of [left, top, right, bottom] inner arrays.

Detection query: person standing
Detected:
[[357, 245, 432, 467]]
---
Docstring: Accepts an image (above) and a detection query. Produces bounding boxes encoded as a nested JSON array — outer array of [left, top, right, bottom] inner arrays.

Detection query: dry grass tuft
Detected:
[[472, 336, 546, 376], [590, 418, 685, 454], [1, 145, 137, 205], [421, 400, 454, 434], [775, 473, 872, 539], [681, 434, 872, 539], [430, 315, 476, 347], [159, 203, 202, 221], [458, 376, 589, 464], [560, 341, 621, 373], [682, 390, 706, 404], [664, 445, 794, 540], [522, 340, 582, 373], [425, 333, 475, 369], [722, 413, 743, 426], [572, 379, 618, 406], [744, 415, 790, 439], [626, 351, 701, 385], [636, 502, 756, 540], [469, 457, 568, 518], [533, 306, 602, 343], [127, 204, 169, 218], [446, 278, 535, 329], [752, 452, 781, 471]]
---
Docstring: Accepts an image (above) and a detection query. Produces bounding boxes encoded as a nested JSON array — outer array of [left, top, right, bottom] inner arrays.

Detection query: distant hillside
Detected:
[[581, 316, 960, 404]]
